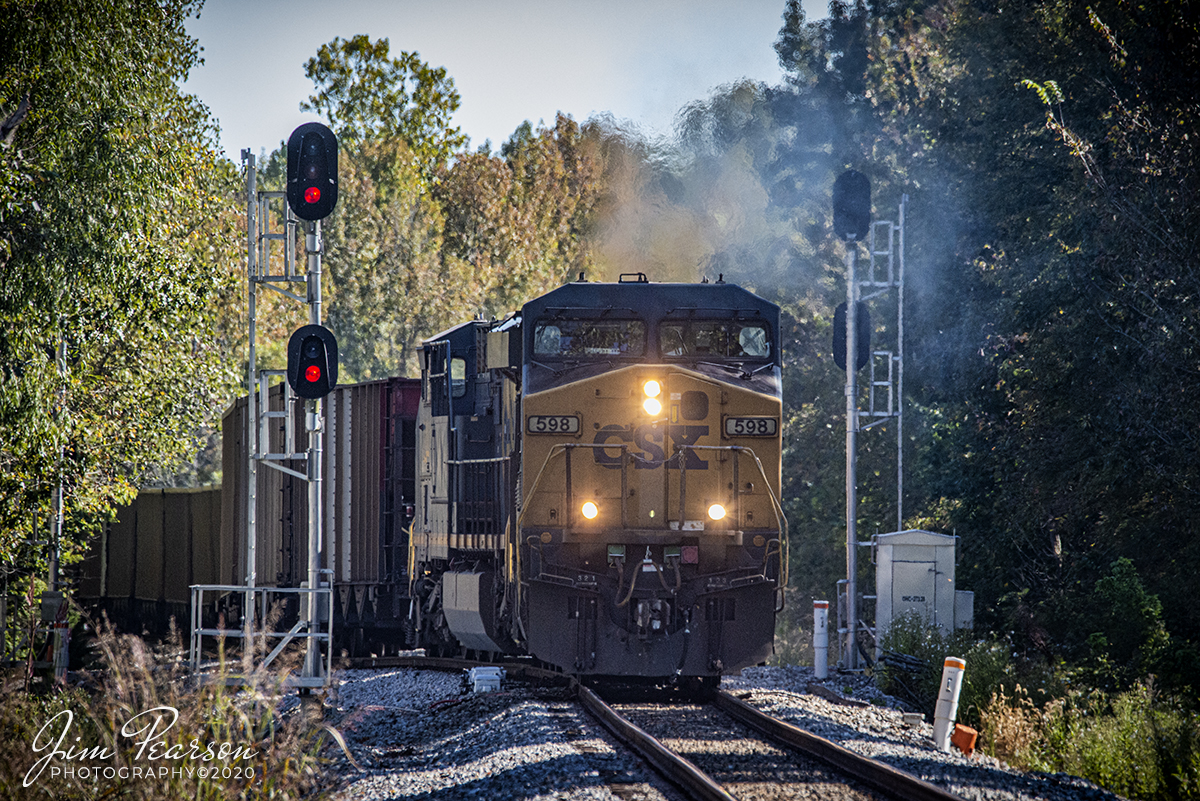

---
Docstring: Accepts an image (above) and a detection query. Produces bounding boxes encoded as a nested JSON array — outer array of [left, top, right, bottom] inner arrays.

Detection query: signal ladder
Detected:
[[187, 151, 332, 687], [858, 196, 908, 531], [838, 194, 908, 671]]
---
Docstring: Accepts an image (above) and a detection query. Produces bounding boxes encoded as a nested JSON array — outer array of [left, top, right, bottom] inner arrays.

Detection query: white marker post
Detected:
[[813, 600, 830, 679], [933, 656, 966, 751]]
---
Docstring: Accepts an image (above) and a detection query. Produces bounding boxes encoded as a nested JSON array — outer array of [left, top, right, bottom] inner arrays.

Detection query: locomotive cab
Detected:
[[517, 276, 786, 680], [409, 275, 787, 680], [411, 319, 519, 655]]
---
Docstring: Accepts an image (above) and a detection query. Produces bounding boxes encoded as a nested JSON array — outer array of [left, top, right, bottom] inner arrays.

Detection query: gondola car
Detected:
[[408, 273, 787, 683]]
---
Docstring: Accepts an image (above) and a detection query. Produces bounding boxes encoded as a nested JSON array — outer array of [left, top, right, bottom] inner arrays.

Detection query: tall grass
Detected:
[[1, 615, 336, 800], [984, 682, 1200, 801], [877, 613, 1200, 800]]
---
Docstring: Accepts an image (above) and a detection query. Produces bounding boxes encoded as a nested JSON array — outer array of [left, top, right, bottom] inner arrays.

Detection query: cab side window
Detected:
[[450, 356, 467, 398]]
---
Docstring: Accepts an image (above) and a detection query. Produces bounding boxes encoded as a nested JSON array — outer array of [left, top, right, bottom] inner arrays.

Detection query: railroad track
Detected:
[[343, 655, 964, 801], [580, 687, 965, 801]]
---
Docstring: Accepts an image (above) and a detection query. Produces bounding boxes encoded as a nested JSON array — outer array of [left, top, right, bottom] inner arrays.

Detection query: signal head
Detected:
[[287, 123, 338, 221], [287, 324, 338, 399], [832, 169, 871, 242]]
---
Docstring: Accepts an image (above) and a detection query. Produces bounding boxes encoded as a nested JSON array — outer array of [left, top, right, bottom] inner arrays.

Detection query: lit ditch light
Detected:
[[581, 501, 599, 520], [707, 503, 727, 521]]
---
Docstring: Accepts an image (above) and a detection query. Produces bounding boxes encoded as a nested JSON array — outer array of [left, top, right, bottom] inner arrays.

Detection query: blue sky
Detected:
[[184, 0, 828, 161]]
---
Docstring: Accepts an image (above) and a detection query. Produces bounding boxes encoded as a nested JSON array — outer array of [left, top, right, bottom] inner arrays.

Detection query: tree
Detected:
[[301, 34, 467, 176], [0, 1, 239, 567], [437, 114, 603, 319], [293, 37, 605, 379], [853, 0, 1200, 677], [321, 137, 449, 379], [321, 113, 604, 379]]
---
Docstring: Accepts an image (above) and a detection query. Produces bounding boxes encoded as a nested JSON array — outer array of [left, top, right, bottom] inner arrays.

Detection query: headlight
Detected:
[[707, 503, 727, 521], [581, 501, 599, 520], [642, 397, 662, 416], [643, 379, 661, 398]]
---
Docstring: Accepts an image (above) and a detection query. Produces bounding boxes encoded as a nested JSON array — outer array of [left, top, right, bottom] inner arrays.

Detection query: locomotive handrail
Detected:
[[519, 443, 787, 580], [517, 442, 632, 533], [515, 442, 630, 634], [445, 455, 511, 465], [684, 444, 790, 589], [514, 441, 790, 624]]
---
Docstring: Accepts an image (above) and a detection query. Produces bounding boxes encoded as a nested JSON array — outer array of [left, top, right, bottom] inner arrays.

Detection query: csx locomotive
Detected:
[[409, 273, 787, 682], [83, 273, 787, 685]]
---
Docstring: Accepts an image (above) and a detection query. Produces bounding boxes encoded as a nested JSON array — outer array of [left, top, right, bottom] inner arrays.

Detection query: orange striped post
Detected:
[[933, 656, 966, 751]]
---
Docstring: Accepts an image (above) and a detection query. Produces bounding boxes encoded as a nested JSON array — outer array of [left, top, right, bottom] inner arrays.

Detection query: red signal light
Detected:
[[287, 324, 337, 399], [305, 186, 321, 204]]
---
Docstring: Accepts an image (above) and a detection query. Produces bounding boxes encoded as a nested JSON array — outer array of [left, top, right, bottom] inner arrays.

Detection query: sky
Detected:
[[183, 0, 829, 162]]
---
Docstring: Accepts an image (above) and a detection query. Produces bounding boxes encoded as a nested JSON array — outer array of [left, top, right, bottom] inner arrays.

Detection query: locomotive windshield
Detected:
[[534, 319, 646, 357], [660, 320, 771, 360]]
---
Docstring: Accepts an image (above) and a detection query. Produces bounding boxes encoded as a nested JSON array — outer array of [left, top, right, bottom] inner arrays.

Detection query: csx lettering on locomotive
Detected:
[[593, 424, 709, 469]]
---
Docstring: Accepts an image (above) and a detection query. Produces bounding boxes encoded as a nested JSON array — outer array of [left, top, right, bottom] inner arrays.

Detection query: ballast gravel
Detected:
[[319, 665, 1127, 801], [724, 666, 1125, 801]]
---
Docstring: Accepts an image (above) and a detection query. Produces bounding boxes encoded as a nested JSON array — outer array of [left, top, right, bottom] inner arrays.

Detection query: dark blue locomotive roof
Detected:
[[522, 276, 778, 325], [520, 276, 782, 395], [419, 277, 782, 395]]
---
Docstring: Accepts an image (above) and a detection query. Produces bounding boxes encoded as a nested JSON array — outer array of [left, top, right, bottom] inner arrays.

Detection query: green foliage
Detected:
[[0, 1, 241, 568], [289, 36, 607, 380], [321, 136, 447, 379], [1084, 558, 1174, 692], [438, 114, 602, 319], [758, 0, 1200, 715], [876, 613, 1058, 731], [895, 0, 1200, 682], [302, 34, 467, 175], [987, 682, 1200, 801], [300, 112, 603, 381]]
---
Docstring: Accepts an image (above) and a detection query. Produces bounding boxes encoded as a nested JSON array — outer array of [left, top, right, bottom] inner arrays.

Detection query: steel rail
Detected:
[[342, 655, 965, 801], [575, 685, 736, 801], [346, 655, 732, 798], [712, 689, 965, 801]]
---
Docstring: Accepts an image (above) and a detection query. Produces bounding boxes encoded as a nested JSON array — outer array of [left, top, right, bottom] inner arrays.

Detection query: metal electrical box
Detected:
[[874, 530, 969, 642]]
